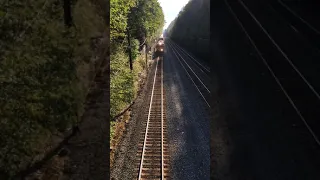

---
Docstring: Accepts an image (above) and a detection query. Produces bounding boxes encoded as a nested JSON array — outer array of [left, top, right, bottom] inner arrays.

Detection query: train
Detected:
[[154, 37, 165, 57]]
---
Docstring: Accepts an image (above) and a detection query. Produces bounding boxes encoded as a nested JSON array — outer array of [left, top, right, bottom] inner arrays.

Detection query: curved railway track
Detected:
[[135, 57, 170, 180]]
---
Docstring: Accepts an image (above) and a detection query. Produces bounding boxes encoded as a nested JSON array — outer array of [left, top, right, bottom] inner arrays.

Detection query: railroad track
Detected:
[[224, 0, 320, 145], [269, 0, 320, 50], [135, 57, 170, 180], [165, 39, 211, 108]]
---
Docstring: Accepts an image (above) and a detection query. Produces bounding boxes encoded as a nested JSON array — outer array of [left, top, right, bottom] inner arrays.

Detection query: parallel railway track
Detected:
[[272, 0, 320, 44], [165, 39, 211, 108], [224, 0, 320, 145], [135, 57, 170, 180]]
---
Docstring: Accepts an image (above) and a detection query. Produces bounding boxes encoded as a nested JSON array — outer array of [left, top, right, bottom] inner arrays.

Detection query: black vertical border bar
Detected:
[[210, 0, 225, 179], [210, 0, 213, 178]]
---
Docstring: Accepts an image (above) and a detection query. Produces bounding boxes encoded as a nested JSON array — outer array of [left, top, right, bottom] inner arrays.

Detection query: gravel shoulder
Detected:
[[164, 45, 210, 180]]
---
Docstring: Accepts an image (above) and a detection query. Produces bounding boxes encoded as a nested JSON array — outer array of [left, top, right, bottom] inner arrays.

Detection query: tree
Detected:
[[127, 0, 165, 48], [166, 0, 210, 61], [110, 0, 136, 41]]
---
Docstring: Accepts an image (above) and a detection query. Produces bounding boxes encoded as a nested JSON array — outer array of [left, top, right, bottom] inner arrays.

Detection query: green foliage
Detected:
[[110, 0, 136, 41], [132, 55, 146, 93], [166, 0, 210, 61], [110, 49, 135, 119], [110, 121, 116, 141], [0, 0, 106, 177], [128, 0, 165, 46], [130, 39, 140, 61], [110, 0, 164, 121], [110, 53, 145, 142]]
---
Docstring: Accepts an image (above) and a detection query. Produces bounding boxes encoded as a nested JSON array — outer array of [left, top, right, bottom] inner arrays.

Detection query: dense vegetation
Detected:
[[110, 0, 164, 126], [0, 0, 106, 178], [166, 0, 210, 62]]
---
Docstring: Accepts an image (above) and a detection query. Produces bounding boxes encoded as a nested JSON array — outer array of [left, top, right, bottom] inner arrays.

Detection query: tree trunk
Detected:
[[127, 29, 133, 71]]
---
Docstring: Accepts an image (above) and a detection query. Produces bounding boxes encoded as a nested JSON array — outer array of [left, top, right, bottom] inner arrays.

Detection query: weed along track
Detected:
[[135, 57, 170, 180]]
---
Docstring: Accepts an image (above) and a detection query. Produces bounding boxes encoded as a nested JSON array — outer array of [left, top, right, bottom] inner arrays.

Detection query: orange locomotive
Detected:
[[154, 37, 165, 56]]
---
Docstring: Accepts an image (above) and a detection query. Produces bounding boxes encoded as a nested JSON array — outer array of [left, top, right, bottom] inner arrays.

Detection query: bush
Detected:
[[110, 49, 135, 120], [110, 51, 146, 141], [130, 39, 140, 61]]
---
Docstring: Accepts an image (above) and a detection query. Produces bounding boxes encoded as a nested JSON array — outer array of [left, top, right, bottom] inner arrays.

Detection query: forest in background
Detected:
[[166, 0, 210, 63], [110, 0, 164, 139], [0, 0, 107, 178]]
